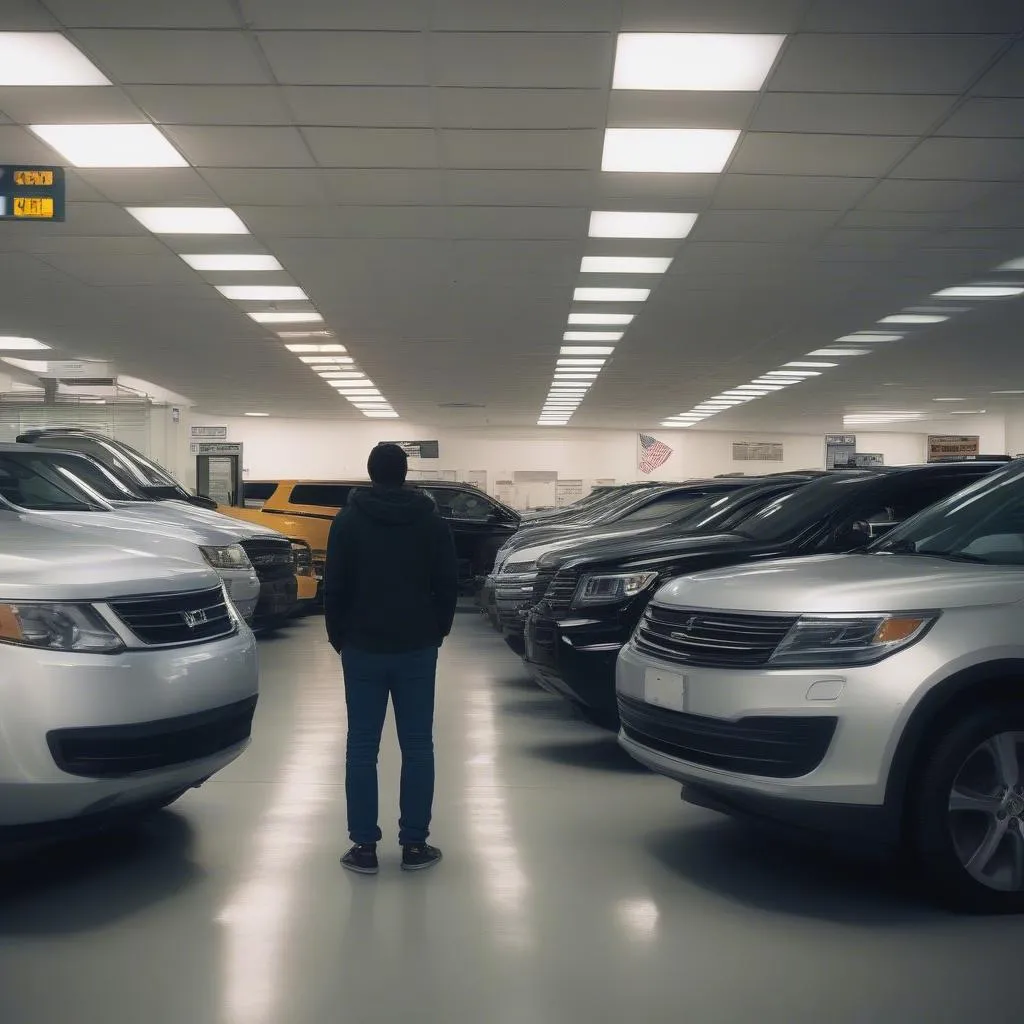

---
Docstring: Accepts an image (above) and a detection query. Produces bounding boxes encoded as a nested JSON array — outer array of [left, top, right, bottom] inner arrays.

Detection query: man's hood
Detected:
[[349, 485, 437, 526]]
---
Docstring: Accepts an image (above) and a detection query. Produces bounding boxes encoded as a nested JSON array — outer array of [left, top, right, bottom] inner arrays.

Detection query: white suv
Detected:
[[617, 460, 1024, 912]]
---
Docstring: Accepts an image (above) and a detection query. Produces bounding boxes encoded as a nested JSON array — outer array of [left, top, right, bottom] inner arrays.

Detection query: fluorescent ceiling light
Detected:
[[948, 409, 987, 415], [992, 390, 1024, 395], [589, 211, 697, 239], [785, 361, 836, 369], [932, 397, 965, 402], [574, 287, 650, 302], [809, 348, 869, 357], [30, 124, 185, 168], [285, 344, 347, 353], [563, 331, 622, 342], [362, 411, 399, 418], [127, 207, 249, 234], [277, 330, 334, 339], [879, 314, 949, 325], [250, 311, 324, 324], [299, 355, 349, 363], [844, 414, 922, 424], [0, 33, 110, 86], [181, 254, 282, 272], [321, 372, 357, 379], [580, 256, 672, 274], [244, 412, 269, 417], [557, 358, 605, 366], [0, 336, 50, 351], [835, 333, 902, 343], [996, 258, 1024, 271], [662, 421, 694, 427], [216, 285, 307, 301], [766, 370, 819, 377], [612, 33, 785, 91], [602, 128, 740, 173], [333, 381, 377, 389], [568, 312, 634, 325], [561, 346, 615, 356], [933, 285, 1024, 299]]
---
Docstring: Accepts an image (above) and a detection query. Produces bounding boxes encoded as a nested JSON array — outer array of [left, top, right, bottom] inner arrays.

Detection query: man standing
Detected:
[[325, 443, 459, 874]]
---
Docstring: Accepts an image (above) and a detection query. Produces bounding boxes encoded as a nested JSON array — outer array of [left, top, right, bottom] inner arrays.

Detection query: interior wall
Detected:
[[183, 413, 962, 497]]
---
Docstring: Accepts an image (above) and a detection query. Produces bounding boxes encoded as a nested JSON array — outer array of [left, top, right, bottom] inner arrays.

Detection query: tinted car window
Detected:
[[244, 481, 278, 509], [619, 493, 706, 522], [428, 488, 496, 521], [43, 453, 145, 502], [0, 455, 102, 512], [288, 484, 353, 508]]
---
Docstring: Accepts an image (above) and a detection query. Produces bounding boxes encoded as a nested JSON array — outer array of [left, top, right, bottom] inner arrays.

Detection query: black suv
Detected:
[[524, 463, 1006, 726]]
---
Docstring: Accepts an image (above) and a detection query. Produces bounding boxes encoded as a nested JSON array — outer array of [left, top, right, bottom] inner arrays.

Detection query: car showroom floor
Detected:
[[2, 612, 1022, 1024]]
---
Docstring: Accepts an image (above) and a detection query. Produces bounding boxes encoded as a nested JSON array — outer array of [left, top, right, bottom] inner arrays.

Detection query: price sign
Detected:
[[0, 166, 65, 222]]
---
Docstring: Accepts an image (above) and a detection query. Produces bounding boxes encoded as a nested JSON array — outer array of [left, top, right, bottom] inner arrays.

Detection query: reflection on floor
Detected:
[[2, 614, 1022, 1023]]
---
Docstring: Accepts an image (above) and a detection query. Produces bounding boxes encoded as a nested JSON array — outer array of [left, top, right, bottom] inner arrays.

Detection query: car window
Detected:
[[428, 488, 496, 521], [619, 493, 706, 522], [243, 481, 278, 509], [0, 455, 102, 512], [44, 453, 146, 502], [288, 484, 353, 508], [32, 434, 176, 488]]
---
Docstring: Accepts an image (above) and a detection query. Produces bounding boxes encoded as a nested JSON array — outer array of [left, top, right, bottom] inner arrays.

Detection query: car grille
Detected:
[[544, 569, 580, 616], [619, 695, 836, 779], [109, 587, 235, 646], [495, 570, 552, 636], [241, 538, 295, 581], [634, 605, 798, 669], [291, 540, 313, 577], [502, 559, 535, 575], [47, 696, 257, 778]]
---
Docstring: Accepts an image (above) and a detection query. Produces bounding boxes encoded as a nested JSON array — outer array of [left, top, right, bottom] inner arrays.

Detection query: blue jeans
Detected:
[[341, 647, 438, 846]]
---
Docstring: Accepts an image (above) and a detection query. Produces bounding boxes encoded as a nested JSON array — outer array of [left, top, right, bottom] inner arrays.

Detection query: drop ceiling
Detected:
[[0, 0, 1020, 427]]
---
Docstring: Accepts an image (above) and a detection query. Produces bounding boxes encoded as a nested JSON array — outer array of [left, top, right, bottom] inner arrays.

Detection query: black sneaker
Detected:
[[401, 843, 443, 872], [341, 843, 379, 875]]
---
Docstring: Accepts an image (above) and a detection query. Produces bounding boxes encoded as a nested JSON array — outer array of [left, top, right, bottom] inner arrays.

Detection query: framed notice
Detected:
[[928, 435, 979, 462], [732, 441, 783, 462], [825, 434, 857, 469], [191, 425, 228, 439], [382, 440, 439, 459]]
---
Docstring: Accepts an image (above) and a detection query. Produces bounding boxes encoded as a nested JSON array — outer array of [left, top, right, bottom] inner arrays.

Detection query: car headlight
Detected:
[[0, 603, 124, 653], [201, 544, 252, 570], [573, 571, 658, 608], [768, 613, 937, 668]]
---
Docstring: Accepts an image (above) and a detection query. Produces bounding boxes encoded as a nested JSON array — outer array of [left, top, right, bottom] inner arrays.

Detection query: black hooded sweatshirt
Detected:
[[324, 485, 459, 654]]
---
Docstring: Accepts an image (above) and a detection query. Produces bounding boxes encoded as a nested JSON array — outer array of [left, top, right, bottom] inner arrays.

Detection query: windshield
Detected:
[[873, 462, 1024, 565], [31, 433, 181, 488], [734, 473, 876, 543], [39, 452, 147, 502], [687, 482, 806, 534], [0, 453, 107, 512]]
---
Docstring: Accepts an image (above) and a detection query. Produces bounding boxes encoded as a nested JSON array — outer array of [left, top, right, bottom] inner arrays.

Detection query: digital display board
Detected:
[[0, 165, 65, 221]]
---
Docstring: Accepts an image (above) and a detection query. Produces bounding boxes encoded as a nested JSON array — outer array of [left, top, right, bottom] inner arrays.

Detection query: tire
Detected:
[[908, 701, 1024, 913]]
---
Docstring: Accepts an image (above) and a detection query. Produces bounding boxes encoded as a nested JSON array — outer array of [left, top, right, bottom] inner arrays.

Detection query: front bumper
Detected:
[[616, 640, 918, 808], [221, 566, 260, 623], [0, 628, 259, 832], [253, 573, 298, 623], [524, 610, 623, 717]]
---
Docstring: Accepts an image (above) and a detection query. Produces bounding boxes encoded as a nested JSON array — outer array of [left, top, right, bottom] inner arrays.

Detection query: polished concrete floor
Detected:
[[2, 612, 1023, 1023]]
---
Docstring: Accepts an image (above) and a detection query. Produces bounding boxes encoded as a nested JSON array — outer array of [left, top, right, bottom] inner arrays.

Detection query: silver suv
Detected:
[[617, 459, 1024, 912]]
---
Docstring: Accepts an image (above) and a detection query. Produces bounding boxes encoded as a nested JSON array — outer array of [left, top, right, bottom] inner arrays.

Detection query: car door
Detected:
[[424, 486, 518, 586]]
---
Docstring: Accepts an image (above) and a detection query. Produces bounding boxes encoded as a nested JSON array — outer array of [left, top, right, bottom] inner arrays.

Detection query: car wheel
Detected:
[[909, 702, 1024, 913]]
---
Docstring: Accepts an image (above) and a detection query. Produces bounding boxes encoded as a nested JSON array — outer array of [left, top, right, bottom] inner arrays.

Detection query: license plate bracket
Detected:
[[643, 668, 686, 713]]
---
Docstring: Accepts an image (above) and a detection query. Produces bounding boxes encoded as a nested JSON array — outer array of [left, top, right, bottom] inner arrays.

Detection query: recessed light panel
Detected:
[[613, 33, 786, 91], [217, 285, 308, 301], [785, 361, 835, 369], [0, 337, 50, 351], [996, 258, 1024, 271], [250, 311, 324, 323], [835, 333, 903, 343], [568, 312, 634, 325], [0, 33, 110, 86], [285, 344, 347, 353], [580, 256, 672, 274], [560, 346, 615, 356], [30, 124, 185, 168], [809, 348, 869, 357], [181, 254, 282, 272], [299, 354, 348, 363], [602, 128, 740, 173], [244, 412, 269, 417], [589, 211, 697, 239], [573, 287, 650, 302], [879, 314, 949, 324], [127, 207, 249, 234], [563, 331, 622, 342], [277, 330, 334, 338], [933, 285, 1024, 299]]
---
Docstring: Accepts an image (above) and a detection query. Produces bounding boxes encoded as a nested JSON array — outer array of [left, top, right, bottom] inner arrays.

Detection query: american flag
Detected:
[[638, 433, 674, 474]]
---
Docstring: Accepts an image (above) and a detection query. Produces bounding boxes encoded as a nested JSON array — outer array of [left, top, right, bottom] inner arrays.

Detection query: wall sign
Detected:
[[854, 453, 885, 467], [732, 441, 783, 462], [928, 435, 979, 462], [191, 441, 243, 455], [0, 166, 66, 221], [382, 439, 439, 459], [191, 425, 228, 439], [825, 434, 857, 469]]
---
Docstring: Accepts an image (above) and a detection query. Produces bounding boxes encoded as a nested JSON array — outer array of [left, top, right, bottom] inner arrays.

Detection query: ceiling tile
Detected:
[[320, 169, 443, 204], [0, 235, 169, 256], [0, 0, 58, 29], [257, 32, 428, 86], [445, 169, 593, 205], [936, 98, 1024, 138], [240, 0, 430, 29], [48, 0, 240, 27], [858, 178, 997, 211], [39, 252, 203, 287], [440, 129, 601, 169], [437, 88, 605, 129], [823, 227, 933, 249], [973, 41, 1024, 97], [445, 207, 587, 239], [200, 168, 330, 205], [752, 93, 954, 136], [731, 133, 914, 176], [714, 174, 872, 210], [0, 124, 67, 163], [432, 33, 613, 88], [280, 86, 432, 127], [62, 169, 111, 203], [595, 173, 718, 204], [803, 0, 1024, 32], [769, 34, 1008, 94], [691, 209, 840, 243], [891, 138, 1024, 180], [72, 29, 271, 84], [841, 209, 953, 229], [77, 167, 222, 204], [237, 205, 450, 238], [127, 85, 293, 125], [620, 0, 805, 32], [433, 0, 620, 30], [607, 91, 756, 130], [0, 86, 144, 123], [301, 127, 437, 167], [162, 125, 315, 167]]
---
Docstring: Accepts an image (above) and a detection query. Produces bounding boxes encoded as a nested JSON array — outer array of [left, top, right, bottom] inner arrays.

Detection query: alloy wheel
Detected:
[[947, 731, 1024, 892]]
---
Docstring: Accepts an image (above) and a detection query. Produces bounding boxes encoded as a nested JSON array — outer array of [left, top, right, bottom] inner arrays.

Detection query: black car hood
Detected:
[[545, 530, 766, 572]]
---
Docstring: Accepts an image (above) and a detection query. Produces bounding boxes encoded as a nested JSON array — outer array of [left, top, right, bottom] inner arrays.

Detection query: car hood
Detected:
[[109, 500, 284, 539], [502, 518, 688, 569], [0, 515, 222, 601], [658, 553, 1024, 614], [551, 530, 750, 571]]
